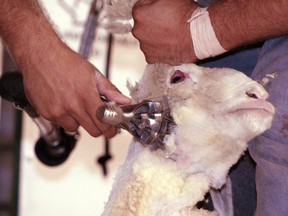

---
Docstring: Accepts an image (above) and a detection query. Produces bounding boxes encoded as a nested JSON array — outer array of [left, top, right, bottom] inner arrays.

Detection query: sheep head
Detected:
[[128, 63, 274, 188], [102, 64, 274, 216]]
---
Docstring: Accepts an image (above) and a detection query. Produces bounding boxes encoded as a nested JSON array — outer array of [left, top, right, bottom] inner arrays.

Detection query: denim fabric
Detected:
[[249, 36, 288, 216], [199, 46, 260, 77]]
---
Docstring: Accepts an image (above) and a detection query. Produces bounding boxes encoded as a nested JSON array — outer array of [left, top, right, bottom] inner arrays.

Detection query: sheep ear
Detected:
[[127, 79, 137, 92], [127, 80, 140, 101], [170, 70, 189, 84]]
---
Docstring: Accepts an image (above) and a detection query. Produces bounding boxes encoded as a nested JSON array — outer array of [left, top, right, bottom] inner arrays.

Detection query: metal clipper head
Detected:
[[96, 96, 175, 149]]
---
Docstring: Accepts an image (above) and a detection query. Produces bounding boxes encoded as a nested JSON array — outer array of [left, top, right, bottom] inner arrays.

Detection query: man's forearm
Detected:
[[209, 0, 288, 50], [0, 0, 64, 71]]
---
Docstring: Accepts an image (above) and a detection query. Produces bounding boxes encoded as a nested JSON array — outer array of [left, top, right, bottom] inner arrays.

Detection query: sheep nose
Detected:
[[246, 83, 269, 100]]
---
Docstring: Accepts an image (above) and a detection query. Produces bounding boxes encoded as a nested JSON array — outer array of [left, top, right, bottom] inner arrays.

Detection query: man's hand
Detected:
[[132, 0, 198, 64], [22, 44, 131, 138]]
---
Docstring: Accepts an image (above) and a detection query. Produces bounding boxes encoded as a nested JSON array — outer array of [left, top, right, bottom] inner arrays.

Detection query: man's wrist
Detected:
[[187, 7, 228, 60]]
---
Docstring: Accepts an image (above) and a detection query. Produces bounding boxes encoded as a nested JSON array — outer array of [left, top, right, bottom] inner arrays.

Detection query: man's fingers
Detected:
[[133, 0, 156, 7], [95, 72, 131, 105], [56, 115, 79, 132], [63, 97, 117, 138], [104, 90, 131, 105], [86, 101, 117, 138]]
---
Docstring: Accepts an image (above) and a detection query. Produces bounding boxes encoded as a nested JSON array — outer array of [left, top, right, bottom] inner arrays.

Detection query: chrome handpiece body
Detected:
[[96, 97, 174, 148]]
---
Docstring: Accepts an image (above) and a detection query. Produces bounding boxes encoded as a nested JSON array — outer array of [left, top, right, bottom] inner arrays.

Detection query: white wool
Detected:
[[102, 145, 215, 216], [102, 147, 185, 216]]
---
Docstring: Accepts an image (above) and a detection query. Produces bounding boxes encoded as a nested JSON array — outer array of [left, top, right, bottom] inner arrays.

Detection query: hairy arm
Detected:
[[132, 0, 288, 64], [0, 0, 131, 137], [210, 0, 288, 50]]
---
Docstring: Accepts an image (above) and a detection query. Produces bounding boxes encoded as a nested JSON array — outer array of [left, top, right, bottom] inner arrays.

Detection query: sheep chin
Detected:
[[225, 102, 274, 140]]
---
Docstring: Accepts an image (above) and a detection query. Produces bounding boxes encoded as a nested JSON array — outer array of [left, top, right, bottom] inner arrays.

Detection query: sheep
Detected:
[[99, 1, 274, 215], [100, 63, 274, 216]]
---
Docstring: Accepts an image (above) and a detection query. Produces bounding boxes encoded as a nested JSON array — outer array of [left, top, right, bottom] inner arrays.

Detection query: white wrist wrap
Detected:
[[188, 7, 227, 60]]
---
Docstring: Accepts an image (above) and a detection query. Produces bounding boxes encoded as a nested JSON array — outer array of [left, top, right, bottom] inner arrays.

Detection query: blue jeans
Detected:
[[249, 36, 288, 216]]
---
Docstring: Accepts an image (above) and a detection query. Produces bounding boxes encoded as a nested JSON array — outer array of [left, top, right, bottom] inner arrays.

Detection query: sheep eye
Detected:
[[170, 70, 186, 84]]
